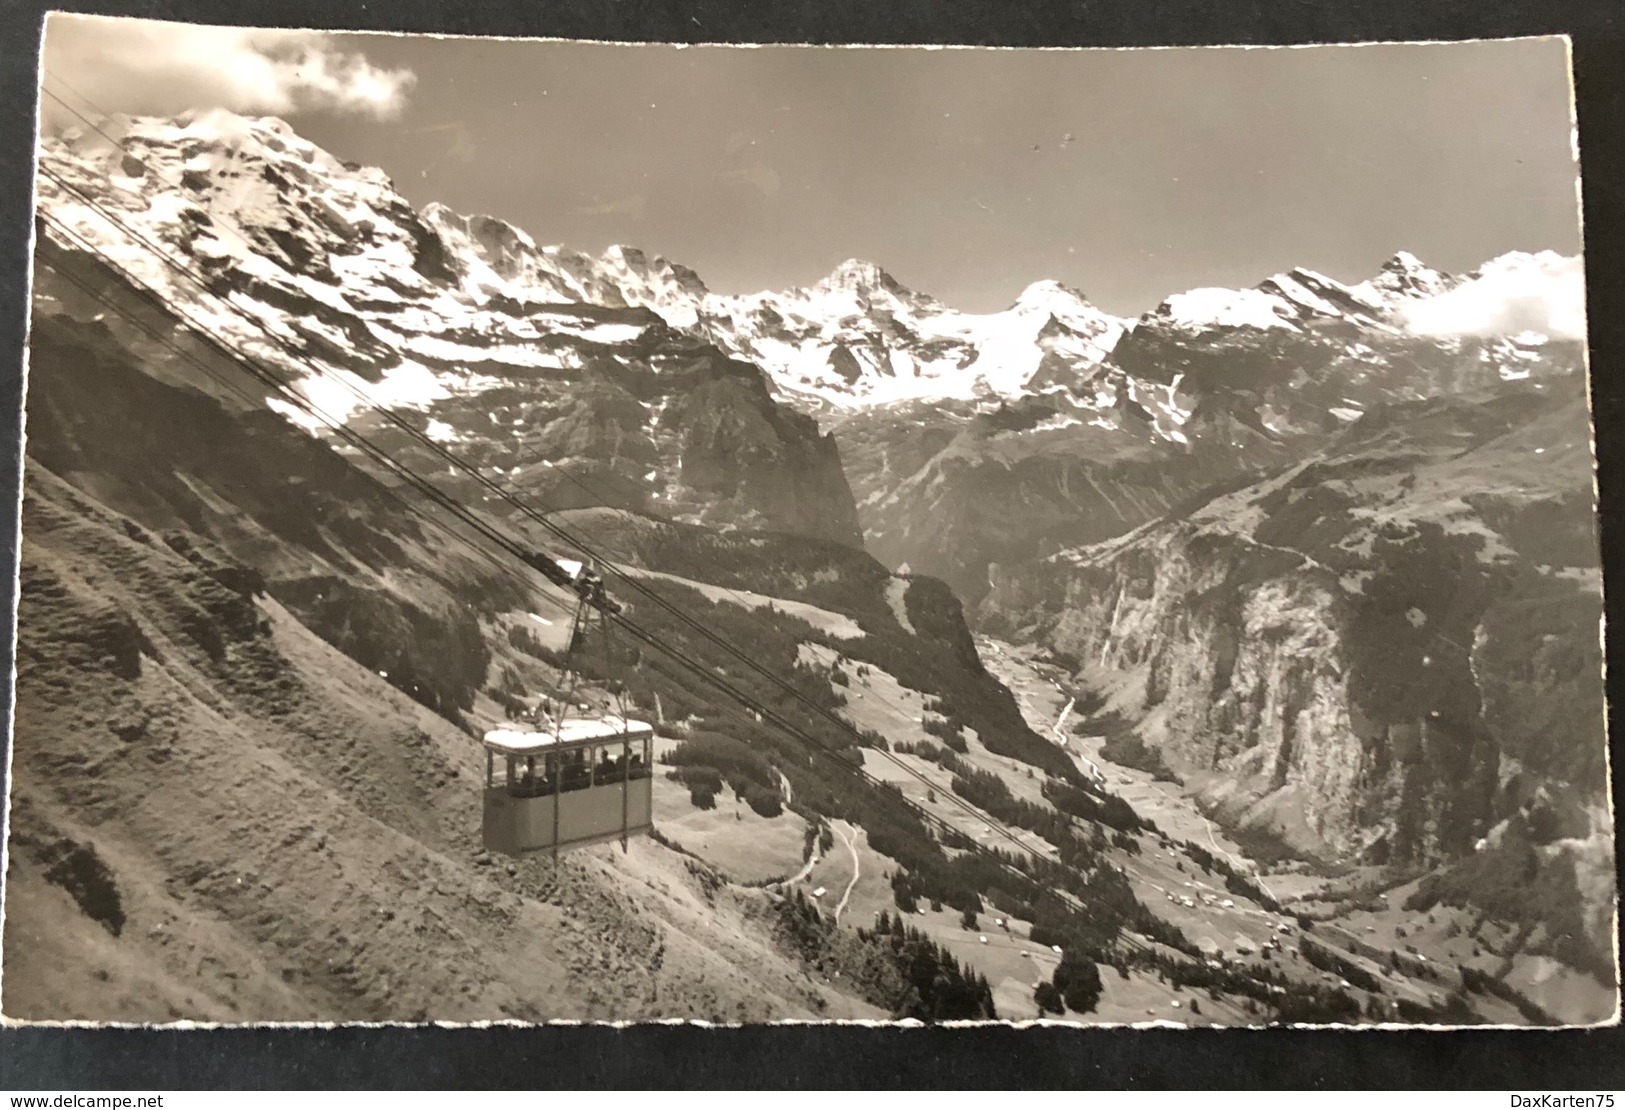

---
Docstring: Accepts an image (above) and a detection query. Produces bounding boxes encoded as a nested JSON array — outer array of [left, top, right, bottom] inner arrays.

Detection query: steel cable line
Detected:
[[40, 74, 659, 722], [35, 242, 1184, 997], [34, 116, 1153, 929], [36, 76, 1023, 817], [33, 211, 1071, 908], [34, 213, 921, 808], [34, 151, 1064, 871], [485, 412, 1042, 775], [37, 223, 711, 767], [32, 197, 552, 573], [32, 236, 586, 632], [38, 225, 791, 765], [35, 87, 1238, 954], [31, 224, 1087, 937], [34, 123, 888, 748], [32, 89, 1282, 983]]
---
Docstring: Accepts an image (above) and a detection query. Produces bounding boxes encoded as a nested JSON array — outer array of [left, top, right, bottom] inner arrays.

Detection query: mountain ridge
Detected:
[[47, 108, 1581, 423]]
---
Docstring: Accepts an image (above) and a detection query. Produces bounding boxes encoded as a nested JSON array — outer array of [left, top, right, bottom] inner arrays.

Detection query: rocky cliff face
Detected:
[[35, 110, 861, 547], [833, 393, 1292, 603], [836, 252, 1585, 603], [981, 387, 1606, 888]]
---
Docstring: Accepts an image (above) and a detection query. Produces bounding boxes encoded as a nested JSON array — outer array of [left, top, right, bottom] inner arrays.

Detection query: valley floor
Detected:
[[973, 634, 1617, 1027]]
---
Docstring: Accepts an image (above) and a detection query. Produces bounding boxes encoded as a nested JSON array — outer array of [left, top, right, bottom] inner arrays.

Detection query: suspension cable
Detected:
[[34, 136, 1136, 912], [37, 157, 1065, 866]]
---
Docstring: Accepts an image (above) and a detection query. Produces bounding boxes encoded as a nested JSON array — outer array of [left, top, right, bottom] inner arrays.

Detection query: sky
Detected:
[[39, 16, 1583, 316]]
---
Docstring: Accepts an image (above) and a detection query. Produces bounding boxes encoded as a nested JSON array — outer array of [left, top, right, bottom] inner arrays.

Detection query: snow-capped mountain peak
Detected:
[[1011, 278, 1090, 313], [693, 264, 1128, 410], [812, 257, 900, 298], [1155, 285, 1302, 333], [1354, 250, 1454, 304], [421, 204, 566, 298]]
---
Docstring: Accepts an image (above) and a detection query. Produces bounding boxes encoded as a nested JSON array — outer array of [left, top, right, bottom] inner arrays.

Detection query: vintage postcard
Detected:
[[2, 13, 1613, 1027]]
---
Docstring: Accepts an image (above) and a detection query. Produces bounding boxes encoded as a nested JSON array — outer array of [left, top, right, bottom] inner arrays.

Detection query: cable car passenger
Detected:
[[508, 755, 540, 798], [561, 749, 591, 792]]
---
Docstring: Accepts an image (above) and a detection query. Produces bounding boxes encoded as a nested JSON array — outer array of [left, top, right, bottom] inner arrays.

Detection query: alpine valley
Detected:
[[5, 107, 1612, 1027]]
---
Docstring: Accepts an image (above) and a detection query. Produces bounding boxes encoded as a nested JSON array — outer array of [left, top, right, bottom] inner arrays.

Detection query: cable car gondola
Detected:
[[482, 715, 654, 857], [482, 552, 652, 858]]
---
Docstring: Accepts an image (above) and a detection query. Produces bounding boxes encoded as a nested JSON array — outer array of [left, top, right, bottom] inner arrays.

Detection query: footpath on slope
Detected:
[[832, 821, 862, 924]]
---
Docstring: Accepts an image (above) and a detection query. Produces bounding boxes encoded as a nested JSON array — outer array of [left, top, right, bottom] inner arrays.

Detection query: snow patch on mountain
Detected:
[[1159, 286, 1301, 332], [698, 268, 1127, 410]]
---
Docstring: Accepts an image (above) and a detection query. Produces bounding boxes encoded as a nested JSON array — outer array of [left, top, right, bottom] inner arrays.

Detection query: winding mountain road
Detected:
[[779, 850, 820, 888], [832, 821, 862, 924]]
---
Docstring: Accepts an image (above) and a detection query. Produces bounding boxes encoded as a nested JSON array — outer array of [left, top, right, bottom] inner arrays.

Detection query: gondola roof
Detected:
[[482, 716, 655, 754]]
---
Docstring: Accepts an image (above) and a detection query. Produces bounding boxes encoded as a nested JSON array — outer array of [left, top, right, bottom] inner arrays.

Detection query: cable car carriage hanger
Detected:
[[482, 553, 654, 859]]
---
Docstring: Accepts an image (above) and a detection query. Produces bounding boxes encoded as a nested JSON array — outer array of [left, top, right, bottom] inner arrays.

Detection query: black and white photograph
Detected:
[[0, 13, 1614, 1028]]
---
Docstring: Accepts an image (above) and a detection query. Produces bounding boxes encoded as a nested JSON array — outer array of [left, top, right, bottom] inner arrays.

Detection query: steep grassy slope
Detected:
[[16, 275, 1596, 1024], [4, 466, 881, 1022], [25, 309, 532, 718], [3, 308, 895, 1022]]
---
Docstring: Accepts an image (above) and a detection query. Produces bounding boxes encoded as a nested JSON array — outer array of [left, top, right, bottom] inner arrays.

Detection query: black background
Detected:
[[1, 0, 1622, 1090]]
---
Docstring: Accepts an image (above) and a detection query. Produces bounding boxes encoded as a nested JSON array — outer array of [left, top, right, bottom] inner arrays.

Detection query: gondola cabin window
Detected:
[[482, 716, 655, 857]]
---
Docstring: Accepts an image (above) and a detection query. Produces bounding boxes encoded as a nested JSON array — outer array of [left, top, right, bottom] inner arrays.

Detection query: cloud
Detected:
[[39, 13, 415, 131], [719, 162, 782, 199], [575, 194, 647, 219], [1400, 250, 1586, 342]]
